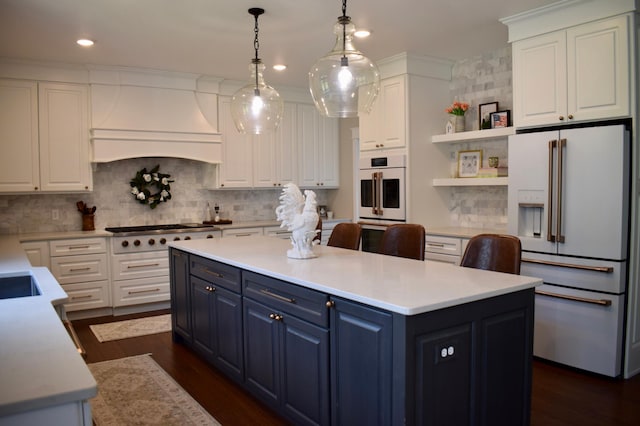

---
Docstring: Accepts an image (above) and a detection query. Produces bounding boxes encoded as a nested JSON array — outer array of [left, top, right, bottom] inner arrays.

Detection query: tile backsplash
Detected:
[[446, 46, 511, 229], [0, 157, 329, 235]]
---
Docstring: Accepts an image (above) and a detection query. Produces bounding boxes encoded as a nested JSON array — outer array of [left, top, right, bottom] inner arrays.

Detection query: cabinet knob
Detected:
[[34, 186, 39, 190], [559, 115, 565, 121], [326, 300, 335, 308], [568, 114, 574, 120], [269, 313, 283, 321]]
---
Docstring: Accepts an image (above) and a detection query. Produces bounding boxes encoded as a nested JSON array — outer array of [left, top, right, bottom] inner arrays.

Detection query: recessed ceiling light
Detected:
[[354, 29, 371, 38], [76, 39, 94, 47], [273, 64, 287, 71]]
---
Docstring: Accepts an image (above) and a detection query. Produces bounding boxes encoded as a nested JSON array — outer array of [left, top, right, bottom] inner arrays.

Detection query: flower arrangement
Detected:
[[445, 101, 470, 116], [130, 165, 174, 209]]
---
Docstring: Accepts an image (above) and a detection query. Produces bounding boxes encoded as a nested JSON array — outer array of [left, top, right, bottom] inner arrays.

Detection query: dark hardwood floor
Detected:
[[73, 310, 640, 426]]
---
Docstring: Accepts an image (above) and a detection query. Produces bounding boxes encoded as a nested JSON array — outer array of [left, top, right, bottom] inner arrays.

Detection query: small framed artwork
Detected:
[[479, 102, 498, 130], [490, 110, 511, 128], [458, 150, 483, 178]]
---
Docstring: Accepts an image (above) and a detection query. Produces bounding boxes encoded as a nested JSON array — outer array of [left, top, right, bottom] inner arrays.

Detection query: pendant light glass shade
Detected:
[[231, 60, 283, 134], [309, 4, 380, 118], [231, 8, 283, 134]]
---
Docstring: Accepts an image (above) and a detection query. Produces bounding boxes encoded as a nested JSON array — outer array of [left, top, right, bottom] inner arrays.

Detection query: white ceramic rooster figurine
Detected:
[[275, 183, 320, 259]]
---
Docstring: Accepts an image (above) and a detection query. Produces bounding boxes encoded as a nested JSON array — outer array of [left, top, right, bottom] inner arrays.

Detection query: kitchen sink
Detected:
[[0, 274, 41, 299]]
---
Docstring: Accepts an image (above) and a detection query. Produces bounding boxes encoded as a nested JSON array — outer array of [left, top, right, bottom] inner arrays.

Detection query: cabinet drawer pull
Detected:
[[427, 243, 445, 248], [67, 245, 91, 250], [69, 267, 91, 272], [71, 295, 93, 300], [536, 290, 612, 307], [260, 288, 296, 304], [127, 263, 160, 269], [522, 258, 613, 273], [128, 288, 161, 295], [234, 233, 253, 237], [203, 268, 223, 278]]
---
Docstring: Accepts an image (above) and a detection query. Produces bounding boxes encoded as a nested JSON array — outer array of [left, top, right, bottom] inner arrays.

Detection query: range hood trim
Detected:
[[91, 129, 222, 164]]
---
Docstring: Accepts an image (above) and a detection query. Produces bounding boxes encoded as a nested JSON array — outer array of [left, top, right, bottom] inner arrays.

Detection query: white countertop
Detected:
[[170, 236, 541, 315], [0, 235, 97, 418]]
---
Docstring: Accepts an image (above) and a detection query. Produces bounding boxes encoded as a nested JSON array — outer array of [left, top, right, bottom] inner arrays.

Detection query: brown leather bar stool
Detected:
[[379, 224, 426, 261], [327, 223, 362, 250], [460, 234, 522, 274]]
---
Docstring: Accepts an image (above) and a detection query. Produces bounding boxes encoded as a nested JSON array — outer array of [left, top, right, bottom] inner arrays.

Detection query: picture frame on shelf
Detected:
[[490, 110, 511, 128], [479, 102, 498, 129], [458, 150, 482, 178]]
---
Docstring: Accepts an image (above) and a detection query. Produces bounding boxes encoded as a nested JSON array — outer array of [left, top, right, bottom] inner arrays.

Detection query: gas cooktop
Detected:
[[105, 223, 219, 236]]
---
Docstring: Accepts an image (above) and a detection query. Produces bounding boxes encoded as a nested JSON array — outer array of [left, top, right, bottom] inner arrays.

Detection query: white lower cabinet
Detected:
[[425, 234, 468, 265], [48, 238, 110, 312], [21, 241, 50, 268], [263, 226, 292, 240], [110, 251, 170, 307]]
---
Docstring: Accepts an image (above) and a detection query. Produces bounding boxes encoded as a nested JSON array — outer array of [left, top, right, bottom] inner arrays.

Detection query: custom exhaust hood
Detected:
[[90, 70, 222, 164]]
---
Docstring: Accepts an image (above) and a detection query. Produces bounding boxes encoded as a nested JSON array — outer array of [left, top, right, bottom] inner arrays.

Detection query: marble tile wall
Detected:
[[446, 46, 512, 229], [0, 157, 329, 235]]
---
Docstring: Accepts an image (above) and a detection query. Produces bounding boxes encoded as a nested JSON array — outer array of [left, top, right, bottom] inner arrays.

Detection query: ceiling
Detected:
[[0, 0, 559, 89]]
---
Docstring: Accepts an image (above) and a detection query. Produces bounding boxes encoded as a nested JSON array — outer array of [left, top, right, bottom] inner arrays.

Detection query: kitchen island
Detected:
[[169, 236, 541, 426]]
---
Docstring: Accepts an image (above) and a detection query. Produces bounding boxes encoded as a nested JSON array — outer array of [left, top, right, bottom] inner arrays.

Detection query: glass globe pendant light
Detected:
[[231, 8, 283, 134], [309, 0, 380, 118]]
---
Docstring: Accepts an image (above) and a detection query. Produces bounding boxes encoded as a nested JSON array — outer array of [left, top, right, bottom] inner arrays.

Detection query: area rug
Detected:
[[89, 314, 172, 342], [88, 354, 220, 426]]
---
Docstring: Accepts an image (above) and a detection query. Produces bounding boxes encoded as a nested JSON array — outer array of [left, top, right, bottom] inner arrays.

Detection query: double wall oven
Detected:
[[357, 154, 407, 252]]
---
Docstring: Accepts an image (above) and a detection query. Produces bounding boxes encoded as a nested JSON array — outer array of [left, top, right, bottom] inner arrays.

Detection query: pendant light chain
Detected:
[[253, 11, 261, 95], [340, 0, 349, 66]]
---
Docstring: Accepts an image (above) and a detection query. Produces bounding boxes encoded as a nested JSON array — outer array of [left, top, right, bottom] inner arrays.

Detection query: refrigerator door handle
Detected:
[[535, 290, 612, 307], [556, 138, 566, 243], [547, 140, 557, 242]]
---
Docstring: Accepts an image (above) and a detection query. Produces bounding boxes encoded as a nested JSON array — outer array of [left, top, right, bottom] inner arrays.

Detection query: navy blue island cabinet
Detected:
[[169, 248, 534, 426]]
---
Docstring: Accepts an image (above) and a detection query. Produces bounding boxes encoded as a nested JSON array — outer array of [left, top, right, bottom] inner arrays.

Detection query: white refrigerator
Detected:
[[508, 122, 630, 377]]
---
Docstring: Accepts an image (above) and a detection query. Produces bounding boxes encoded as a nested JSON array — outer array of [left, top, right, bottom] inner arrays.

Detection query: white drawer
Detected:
[[50, 238, 107, 256], [62, 280, 110, 311], [425, 235, 461, 256], [112, 275, 170, 307], [111, 252, 169, 281], [264, 226, 292, 240], [50, 253, 109, 284], [222, 227, 264, 238]]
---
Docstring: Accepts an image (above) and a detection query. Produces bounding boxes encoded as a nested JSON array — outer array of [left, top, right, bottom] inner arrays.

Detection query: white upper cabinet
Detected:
[[512, 14, 630, 127], [359, 75, 407, 151], [215, 99, 336, 189], [0, 79, 39, 192], [253, 103, 297, 189], [0, 79, 91, 193], [216, 96, 253, 188], [38, 82, 92, 192], [297, 103, 339, 188]]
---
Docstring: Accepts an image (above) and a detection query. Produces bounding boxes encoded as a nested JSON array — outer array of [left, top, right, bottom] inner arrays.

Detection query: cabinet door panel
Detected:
[[513, 31, 567, 127], [414, 324, 472, 426], [191, 276, 215, 360], [218, 97, 252, 188], [213, 287, 243, 379], [0, 79, 39, 192], [170, 249, 191, 341], [243, 298, 281, 405], [330, 298, 392, 426], [38, 82, 91, 191], [282, 315, 329, 426], [567, 15, 629, 121]]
